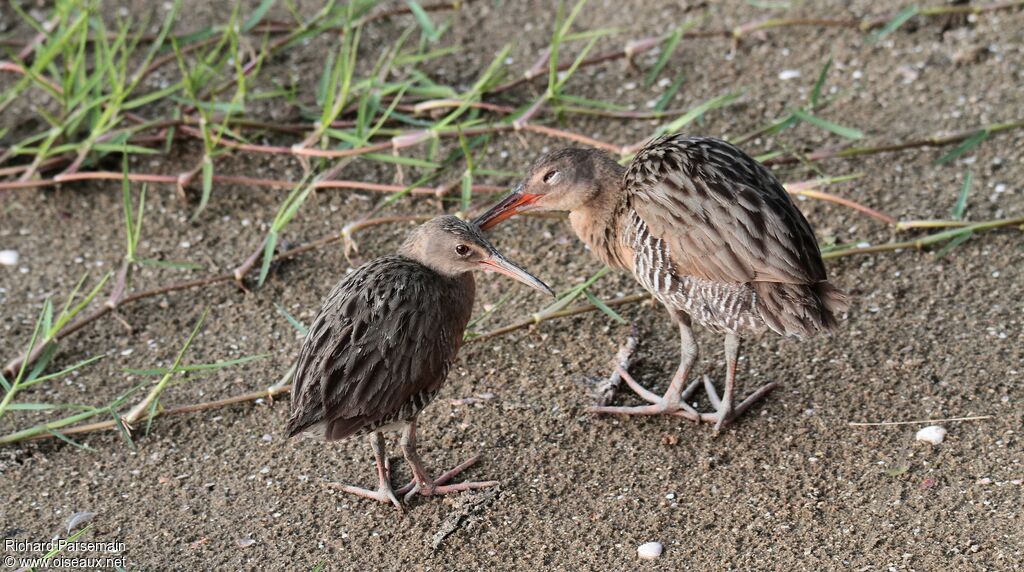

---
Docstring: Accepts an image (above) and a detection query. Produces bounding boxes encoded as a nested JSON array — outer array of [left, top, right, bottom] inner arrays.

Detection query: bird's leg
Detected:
[[396, 419, 498, 502], [590, 321, 702, 421], [700, 333, 778, 433], [331, 432, 402, 509]]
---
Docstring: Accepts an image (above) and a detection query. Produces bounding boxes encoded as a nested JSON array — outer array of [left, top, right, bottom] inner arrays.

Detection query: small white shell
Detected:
[[0, 250, 18, 266], [637, 542, 663, 560], [778, 69, 802, 80], [915, 425, 946, 445]]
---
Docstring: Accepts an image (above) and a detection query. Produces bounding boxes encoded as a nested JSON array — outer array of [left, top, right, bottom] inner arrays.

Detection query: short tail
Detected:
[[754, 281, 849, 338]]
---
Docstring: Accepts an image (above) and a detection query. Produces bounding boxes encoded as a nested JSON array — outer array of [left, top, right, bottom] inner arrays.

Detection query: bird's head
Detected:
[[401, 215, 553, 296], [474, 147, 618, 230]]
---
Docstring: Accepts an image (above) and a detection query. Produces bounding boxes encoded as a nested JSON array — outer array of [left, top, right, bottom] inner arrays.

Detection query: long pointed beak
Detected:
[[473, 185, 541, 231], [479, 254, 554, 297]]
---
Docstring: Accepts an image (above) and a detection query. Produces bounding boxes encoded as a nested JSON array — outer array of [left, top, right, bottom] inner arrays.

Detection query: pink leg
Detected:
[[328, 432, 402, 509], [590, 321, 701, 421], [398, 419, 498, 503], [700, 333, 778, 433]]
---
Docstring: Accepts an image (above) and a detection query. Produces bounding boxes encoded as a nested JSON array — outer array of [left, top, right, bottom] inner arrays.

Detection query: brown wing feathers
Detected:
[[286, 257, 472, 440], [627, 135, 847, 336]]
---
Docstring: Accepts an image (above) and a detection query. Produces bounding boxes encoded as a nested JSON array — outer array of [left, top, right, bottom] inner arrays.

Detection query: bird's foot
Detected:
[[698, 375, 778, 433], [588, 366, 704, 421], [395, 455, 498, 502], [329, 481, 402, 510]]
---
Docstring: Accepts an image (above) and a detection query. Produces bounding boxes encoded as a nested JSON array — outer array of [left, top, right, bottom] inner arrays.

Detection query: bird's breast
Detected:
[[569, 209, 633, 271]]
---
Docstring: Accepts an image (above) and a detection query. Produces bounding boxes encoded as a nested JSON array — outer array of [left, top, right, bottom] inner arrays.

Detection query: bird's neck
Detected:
[[569, 160, 630, 269]]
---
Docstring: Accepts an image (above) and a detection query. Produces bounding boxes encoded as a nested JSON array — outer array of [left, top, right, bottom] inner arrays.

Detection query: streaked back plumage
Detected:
[[574, 135, 848, 337], [286, 256, 474, 440]]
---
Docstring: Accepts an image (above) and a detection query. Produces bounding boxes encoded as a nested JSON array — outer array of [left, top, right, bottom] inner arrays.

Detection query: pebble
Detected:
[[778, 69, 801, 80], [915, 425, 946, 445], [0, 250, 18, 266], [637, 542, 663, 560]]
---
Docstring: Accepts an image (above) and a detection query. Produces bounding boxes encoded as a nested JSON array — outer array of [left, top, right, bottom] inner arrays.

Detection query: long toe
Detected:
[[590, 401, 701, 421], [330, 483, 403, 510], [425, 480, 499, 496], [704, 380, 780, 433], [702, 375, 722, 409], [680, 377, 704, 403], [732, 381, 779, 418], [590, 403, 669, 416], [395, 455, 481, 497]]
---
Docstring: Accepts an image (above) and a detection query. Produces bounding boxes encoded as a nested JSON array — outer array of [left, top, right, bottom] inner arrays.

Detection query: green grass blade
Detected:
[[111, 409, 136, 449], [6, 403, 94, 411], [124, 354, 268, 376], [258, 233, 278, 287], [645, 28, 682, 87], [655, 75, 685, 112], [461, 170, 473, 214], [192, 155, 215, 220], [872, 6, 919, 42], [406, 1, 440, 42], [935, 229, 973, 257], [243, 0, 277, 33], [584, 290, 627, 324], [952, 170, 972, 220], [275, 303, 309, 335], [22, 354, 105, 389], [660, 91, 742, 136], [935, 130, 989, 165], [791, 108, 864, 139], [46, 428, 94, 451], [810, 56, 832, 107], [363, 153, 440, 169]]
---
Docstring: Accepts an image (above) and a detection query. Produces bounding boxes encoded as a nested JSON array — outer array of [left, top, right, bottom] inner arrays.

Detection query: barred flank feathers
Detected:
[[753, 281, 849, 338]]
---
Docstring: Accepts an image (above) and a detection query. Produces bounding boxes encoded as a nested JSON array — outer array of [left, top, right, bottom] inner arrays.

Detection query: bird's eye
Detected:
[[542, 170, 560, 184], [455, 244, 470, 256]]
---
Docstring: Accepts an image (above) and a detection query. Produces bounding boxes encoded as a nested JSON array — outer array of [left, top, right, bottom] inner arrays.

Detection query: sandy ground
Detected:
[[2, 1, 1023, 570]]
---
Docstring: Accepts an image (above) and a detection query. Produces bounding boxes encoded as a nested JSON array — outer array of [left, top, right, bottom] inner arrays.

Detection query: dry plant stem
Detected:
[[471, 293, 653, 343], [763, 119, 1024, 166], [823, 215, 1024, 259], [592, 328, 638, 406], [788, 189, 897, 226], [897, 220, 973, 230], [848, 415, 994, 427], [105, 261, 131, 309], [1, 171, 506, 195], [12, 366, 297, 443], [410, 100, 517, 115], [0, 61, 64, 95], [17, 15, 59, 61], [521, 124, 624, 154]]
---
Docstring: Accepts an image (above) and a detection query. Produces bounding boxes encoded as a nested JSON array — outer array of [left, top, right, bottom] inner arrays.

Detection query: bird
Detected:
[[286, 215, 553, 508], [474, 135, 848, 431]]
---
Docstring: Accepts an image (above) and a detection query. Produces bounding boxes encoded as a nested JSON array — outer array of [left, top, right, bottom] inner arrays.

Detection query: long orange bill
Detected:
[[473, 185, 541, 231], [478, 254, 554, 297]]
